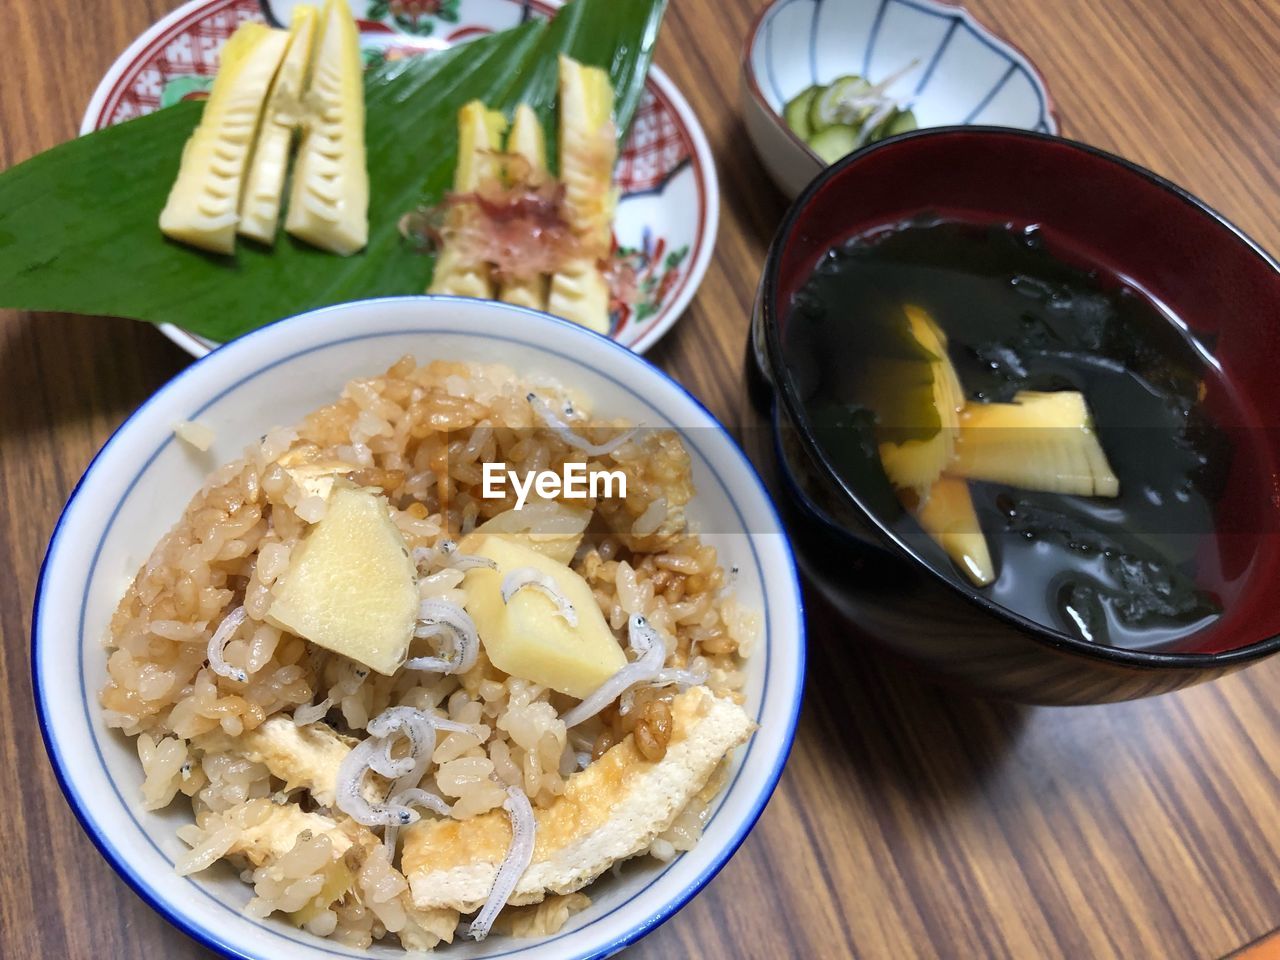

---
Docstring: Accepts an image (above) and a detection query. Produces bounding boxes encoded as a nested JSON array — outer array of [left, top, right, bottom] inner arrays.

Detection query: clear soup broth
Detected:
[[783, 217, 1265, 651]]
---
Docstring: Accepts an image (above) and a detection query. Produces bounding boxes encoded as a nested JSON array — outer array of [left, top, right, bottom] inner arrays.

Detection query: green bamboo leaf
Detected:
[[0, 0, 665, 344], [496, 0, 668, 173]]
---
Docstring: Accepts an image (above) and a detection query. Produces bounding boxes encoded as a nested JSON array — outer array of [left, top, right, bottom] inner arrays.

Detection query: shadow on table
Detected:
[[0, 310, 188, 443], [797, 580, 1032, 807]]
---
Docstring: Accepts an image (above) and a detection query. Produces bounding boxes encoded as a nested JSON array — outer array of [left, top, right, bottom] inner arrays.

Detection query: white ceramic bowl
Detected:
[[82, 0, 720, 358], [741, 0, 1059, 198], [34, 297, 804, 960]]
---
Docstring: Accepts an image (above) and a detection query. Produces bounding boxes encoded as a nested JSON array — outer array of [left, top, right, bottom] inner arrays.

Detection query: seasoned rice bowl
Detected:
[[35, 297, 804, 960]]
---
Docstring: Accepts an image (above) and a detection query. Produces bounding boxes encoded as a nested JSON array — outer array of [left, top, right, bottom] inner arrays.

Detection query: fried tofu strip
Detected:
[[402, 686, 754, 911], [220, 803, 460, 945], [198, 717, 353, 806]]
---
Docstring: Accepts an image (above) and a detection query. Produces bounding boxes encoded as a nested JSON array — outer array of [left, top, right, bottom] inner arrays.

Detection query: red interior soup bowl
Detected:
[[750, 127, 1280, 704]]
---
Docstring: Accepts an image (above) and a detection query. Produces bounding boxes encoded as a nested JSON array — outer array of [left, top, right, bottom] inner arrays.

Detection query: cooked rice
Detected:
[[104, 357, 754, 949]]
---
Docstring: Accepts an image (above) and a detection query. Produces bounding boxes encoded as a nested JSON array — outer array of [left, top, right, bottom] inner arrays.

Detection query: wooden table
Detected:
[[3, 0, 1279, 957]]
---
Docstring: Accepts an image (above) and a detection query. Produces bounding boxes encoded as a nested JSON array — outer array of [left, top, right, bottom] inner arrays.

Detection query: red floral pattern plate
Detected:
[[82, 0, 719, 356]]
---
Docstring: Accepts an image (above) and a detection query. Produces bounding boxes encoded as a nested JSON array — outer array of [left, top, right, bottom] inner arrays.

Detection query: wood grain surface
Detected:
[[2, 1, 1279, 957]]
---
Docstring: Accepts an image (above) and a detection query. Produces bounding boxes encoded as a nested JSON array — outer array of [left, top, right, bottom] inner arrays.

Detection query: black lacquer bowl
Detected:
[[750, 128, 1280, 704]]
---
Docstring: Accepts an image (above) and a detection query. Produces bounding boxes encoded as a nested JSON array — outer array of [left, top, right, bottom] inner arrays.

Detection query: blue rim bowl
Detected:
[[34, 296, 805, 960]]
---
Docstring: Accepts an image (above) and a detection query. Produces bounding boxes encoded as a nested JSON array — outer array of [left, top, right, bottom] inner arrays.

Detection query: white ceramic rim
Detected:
[[78, 0, 720, 359], [33, 296, 804, 960]]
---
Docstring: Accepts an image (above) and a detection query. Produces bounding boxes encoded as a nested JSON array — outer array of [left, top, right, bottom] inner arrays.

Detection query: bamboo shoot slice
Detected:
[[465, 499, 592, 565], [548, 56, 617, 333], [285, 0, 367, 256], [914, 477, 994, 586], [877, 305, 963, 497], [238, 5, 317, 244], [497, 104, 551, 311], [951, 391, 1120, 497], [159, 24, 290, 254], [266, 486, 419, 675], [429, 101, 508, 298]]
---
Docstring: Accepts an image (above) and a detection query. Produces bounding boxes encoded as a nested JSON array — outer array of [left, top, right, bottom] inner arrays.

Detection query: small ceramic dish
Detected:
[[741, 0, 1058, 198], [35, 296, 804, 959], [82, 0, 719, 358]]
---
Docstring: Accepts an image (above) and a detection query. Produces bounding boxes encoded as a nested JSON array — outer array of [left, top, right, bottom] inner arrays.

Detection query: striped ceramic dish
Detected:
[[741, 0, 1058, 197]]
